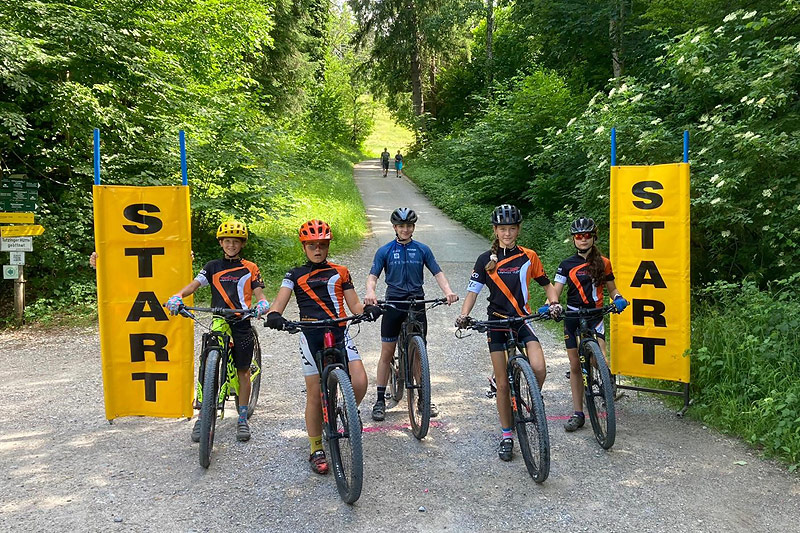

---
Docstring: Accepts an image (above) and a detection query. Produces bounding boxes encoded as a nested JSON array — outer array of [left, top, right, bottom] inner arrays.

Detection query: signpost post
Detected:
[[1, 174, 40, 322]]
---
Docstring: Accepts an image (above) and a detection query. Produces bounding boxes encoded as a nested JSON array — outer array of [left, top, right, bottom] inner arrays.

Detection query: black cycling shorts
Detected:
[[381, 301, 427, 342], [229, 320, 255, 370], [563, 315, 604, 350], [487, 319, 539, 352]]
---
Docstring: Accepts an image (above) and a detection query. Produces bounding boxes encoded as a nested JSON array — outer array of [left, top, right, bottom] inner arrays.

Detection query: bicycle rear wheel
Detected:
[[583, 340, 616, 449], [235, 327, 262, 419], [326, 368, 364, 504], [511, 358, 550, 483], [199, 349, 221, 469], [406, 335, 431, 440]]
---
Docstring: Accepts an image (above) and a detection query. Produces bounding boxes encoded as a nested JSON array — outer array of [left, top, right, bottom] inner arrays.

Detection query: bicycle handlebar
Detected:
[[458, 313, 547, 334], [378, 297, 449, 311], [280, 313, 373, 334], [167, 304, 257, 322], [544, 303, 618, 322]]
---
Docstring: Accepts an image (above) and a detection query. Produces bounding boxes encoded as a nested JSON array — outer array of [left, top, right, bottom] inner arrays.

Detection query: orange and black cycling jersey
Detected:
[[553, 253, 615, 309], [467, 246, 550, 317], [281, 261, 354, 321], [195, 257, 265, 310]]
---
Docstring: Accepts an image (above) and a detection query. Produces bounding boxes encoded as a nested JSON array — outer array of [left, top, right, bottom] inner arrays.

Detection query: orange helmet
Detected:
[[298, 220, 332, 242]]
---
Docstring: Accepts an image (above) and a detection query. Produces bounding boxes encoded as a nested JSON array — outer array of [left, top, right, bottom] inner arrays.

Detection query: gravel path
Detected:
[[1, 160, 798, 531]]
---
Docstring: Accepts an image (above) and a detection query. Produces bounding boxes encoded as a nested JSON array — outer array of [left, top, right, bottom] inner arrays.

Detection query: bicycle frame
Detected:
[[381, 298, 444, 392], [456, 314, 542, 407], [181, 307, 261, 418], [564, 305, 616, 386], [317, 327, 350, 433], [282, 315, 365, 437]]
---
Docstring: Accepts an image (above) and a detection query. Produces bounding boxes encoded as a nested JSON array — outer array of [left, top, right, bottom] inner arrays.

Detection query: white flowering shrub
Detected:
[[527, 6, 800, 284]]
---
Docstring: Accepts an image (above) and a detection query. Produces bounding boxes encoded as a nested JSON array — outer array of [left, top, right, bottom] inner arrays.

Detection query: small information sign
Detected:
[[0, 236, 33, 252], [9, 252, 24, 265], [3, 265, 19, 280]]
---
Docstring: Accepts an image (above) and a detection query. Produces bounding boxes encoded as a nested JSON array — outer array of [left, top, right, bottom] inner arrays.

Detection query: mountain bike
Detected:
[[176, 306, 262, 468], [280, 313, 369, 504], [378, 297, 447, 440], [456, 314, 550, 483], [549, 304, 619, 450]]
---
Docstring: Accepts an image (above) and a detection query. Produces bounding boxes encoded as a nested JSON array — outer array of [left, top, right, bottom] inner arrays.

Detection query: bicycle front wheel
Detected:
[[583, 340, 616, 449], [199, 349, 221, 469], [235, 327, 262, 419], [326, 368, 364, 504], [406, 335, 431, 440], [511, 358, 550, 483]]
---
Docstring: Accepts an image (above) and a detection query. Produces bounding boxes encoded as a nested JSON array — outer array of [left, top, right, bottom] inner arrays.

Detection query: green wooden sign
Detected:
[[0, 199, 38, 212], [1, 178, 38, 190], [0, 189, 38, 201]]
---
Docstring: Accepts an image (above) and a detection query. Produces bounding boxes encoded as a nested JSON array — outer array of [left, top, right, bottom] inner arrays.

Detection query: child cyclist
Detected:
[[165, 220, 270, 443], [551, 216, 628, 432], [264, 220, 382, 475], [456, 204, 560, 462], [363, 207, 459, 422]]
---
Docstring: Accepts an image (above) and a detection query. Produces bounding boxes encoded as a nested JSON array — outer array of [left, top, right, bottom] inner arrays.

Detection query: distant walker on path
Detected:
[[394, 150, 404, 178], [381, 148, 390, 177]]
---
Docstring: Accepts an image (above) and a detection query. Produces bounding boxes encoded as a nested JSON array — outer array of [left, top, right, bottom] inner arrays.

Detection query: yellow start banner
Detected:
[[610, 163, 690, 382], [94, 185, 194, 419]]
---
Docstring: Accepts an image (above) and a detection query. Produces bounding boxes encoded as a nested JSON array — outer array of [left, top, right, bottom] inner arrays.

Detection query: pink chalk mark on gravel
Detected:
[[362, 421, 444, 433]]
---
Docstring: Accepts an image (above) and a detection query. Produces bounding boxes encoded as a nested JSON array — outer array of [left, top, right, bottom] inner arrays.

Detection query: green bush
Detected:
[[691, 277, 800, 469]]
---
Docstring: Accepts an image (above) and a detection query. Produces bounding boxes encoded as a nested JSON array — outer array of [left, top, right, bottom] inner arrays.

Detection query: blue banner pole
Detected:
[[94, 128, 101, 185], [683, 130, 689, 163], [179, 130, 188, 186], [611, 127, 617, 166]]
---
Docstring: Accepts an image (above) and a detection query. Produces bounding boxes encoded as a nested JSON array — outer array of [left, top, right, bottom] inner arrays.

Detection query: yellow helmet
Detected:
[[216, 220, 248, 241]]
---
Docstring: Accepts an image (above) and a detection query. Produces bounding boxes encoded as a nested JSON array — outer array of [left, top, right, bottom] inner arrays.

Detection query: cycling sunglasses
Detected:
[[573, 232, 594, 240]]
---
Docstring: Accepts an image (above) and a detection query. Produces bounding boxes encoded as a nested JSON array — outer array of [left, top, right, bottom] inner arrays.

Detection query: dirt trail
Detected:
[[0, 160, 797, 532]]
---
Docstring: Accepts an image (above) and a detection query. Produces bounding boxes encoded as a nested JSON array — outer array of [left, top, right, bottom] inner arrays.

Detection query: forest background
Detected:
[[1, 0, 798, 468]]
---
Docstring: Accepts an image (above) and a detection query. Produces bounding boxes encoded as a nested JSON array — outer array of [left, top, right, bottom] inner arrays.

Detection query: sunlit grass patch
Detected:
[[362, 97, 414, 158]]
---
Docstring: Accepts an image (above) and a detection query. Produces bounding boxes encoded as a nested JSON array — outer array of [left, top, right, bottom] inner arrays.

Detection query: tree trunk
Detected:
[[409, 0, 425, 136], [486, 0, 494, 95], [427, 52, 438, 118], [610, 0, 626, 78]]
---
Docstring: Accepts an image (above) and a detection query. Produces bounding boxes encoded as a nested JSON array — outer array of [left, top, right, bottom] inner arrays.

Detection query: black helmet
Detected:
[[491, 204, 522, 225], [570, 217, 597, 235], [391, 207, 418, 225]]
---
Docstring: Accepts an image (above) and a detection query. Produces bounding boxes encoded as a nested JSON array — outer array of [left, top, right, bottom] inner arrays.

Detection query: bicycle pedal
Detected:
[[486, 391, 497, 399]]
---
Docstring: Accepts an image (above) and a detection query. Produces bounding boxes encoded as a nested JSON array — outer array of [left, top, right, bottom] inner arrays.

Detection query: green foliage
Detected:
[[527, 6, 800, 285], [691, 278, 800, 469], [408, 69, 579, 218], [0, 0, 374, 322]]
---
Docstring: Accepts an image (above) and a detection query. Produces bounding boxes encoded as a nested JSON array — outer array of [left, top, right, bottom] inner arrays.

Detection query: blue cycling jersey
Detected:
[[370, 239, 442, 299]]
